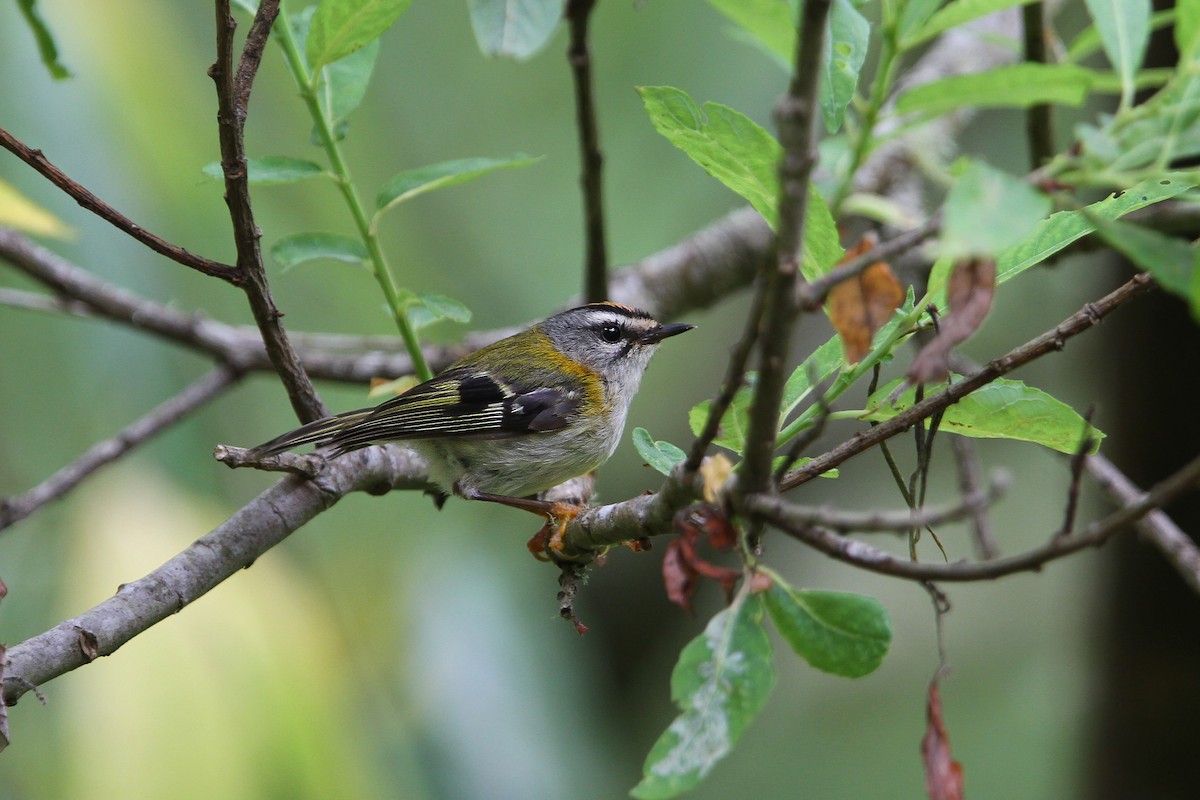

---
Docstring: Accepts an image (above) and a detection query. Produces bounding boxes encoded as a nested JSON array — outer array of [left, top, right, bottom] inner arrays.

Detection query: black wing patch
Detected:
[[321, 368, 582, 454]]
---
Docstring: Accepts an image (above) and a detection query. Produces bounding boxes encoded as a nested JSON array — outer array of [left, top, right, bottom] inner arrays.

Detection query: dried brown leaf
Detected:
[[828, 242, 905, 363], [922, 678, 965, 800], [910, 258, 996, 383]]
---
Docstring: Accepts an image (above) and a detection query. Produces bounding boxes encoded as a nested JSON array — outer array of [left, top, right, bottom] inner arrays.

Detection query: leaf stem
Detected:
[[273, 2, 432, 381]]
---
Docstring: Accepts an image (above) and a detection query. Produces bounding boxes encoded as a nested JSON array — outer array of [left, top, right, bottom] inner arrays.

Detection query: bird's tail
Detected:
[[246, 408, 374, 457]]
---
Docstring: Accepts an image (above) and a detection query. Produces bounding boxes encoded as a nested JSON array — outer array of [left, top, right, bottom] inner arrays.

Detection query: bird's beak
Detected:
[[640, 322, 695, 344]]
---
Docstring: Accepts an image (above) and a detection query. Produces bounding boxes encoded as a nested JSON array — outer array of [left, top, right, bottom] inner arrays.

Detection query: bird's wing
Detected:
[[325, 367, 581, 453]]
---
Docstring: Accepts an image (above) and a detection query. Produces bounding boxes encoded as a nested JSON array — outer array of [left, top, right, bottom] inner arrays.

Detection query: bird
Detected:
[[246, 302, 693, 524]]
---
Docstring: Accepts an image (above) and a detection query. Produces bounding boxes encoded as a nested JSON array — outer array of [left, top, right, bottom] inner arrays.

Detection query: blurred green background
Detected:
[[0, 2, 1131, 798]]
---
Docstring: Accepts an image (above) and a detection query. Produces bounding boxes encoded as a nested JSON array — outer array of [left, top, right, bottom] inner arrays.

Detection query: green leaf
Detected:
[[689, 383, 753, 455], [638, 86, 781, 226], [636, 86, 843, 274], [317, 38, 380, 135], [468, 0, 564, 60], [202, 156, 327, 184], [997, 174, 1196, 284], [270, 232, 368, 270], [306, 0, 413, 73], [903, 0, 1038, 48], [1088, 215, 1198, 317], [374, 155, 540, 216], [821, 0, 870, 134], [633, 593, 774, 799], [895, 63, 1094, 117], [231, 0, 259, 14], [632, 428, 687, 476], [406, 292, 473, 330], [897, 0, 943, 42], [1068, 8, 1175, 63], [16, 0, 70, 79], [764, 582, 891, 678], [706, 0, 792, 64], [780, 335, 844, 420], [1177, 1, 1200, 60], [941, 160, 1051, 260], [1084, 0, 1150, 106], [865, 377, 1106, 454]]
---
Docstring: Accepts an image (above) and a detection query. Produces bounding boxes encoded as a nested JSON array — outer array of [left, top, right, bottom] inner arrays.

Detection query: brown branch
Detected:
[[234, 0, 280, 109], [752, 451, 1200, 582], [0, 366, 242, 532], [1, 444, 433, 707], [781, 273, 1156, 490], [0, 127, 241, 283], [1022, 2, 1055, 169], [1, 206, 768, 383], [210, 0, 326, 423], [740, 0, 832, 499], [566, 0, 608, 303], [1086, 453, 1200, 595], [951, 437, 1000, 559]]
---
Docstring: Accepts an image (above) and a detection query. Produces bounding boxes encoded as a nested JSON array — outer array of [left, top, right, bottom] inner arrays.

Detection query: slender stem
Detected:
[[273, 2, 432, 381], [780, 273, 1156, 490], [739, 0, 833, 499], [1022, 2, 1054, 168], [566, 0, 608, 303], [0, 127, 240, 283], [0, 366, 242, 532], [830, 7, 901, 215], [212, 0, 327, 423]]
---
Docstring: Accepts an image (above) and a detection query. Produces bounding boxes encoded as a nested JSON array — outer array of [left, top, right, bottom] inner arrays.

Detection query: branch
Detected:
[[210, 0, 326, 423], [1, 445, 432, 706], [566, 0, 608, 303], [0, 366, 242, 533], [781, 273, 1156, 489], [1086, 453, 1200, 594], [0, 127, 241, 283], [1022, 2, 1055, 168], [0, 205, 771, 383], [740, 0, 832, 497], [754, 451, 1200, 583], [746, 473, 1008, 533]]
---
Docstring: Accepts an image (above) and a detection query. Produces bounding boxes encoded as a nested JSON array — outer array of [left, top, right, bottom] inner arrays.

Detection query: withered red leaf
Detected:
[[828, 239, 905, 364], [910, 257, 996, 383], [663, 538, 699, 613], [922, 678, 965, 800]]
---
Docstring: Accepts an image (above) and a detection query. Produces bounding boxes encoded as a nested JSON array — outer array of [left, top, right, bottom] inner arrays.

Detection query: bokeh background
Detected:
[[0, 2, 1190, 798]]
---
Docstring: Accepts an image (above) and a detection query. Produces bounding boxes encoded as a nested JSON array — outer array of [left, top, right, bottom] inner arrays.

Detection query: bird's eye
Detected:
[[599, 322, 622, 343]]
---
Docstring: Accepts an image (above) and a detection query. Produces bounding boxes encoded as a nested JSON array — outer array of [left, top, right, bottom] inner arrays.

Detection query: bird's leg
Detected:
[[466, 490, 584, 561]]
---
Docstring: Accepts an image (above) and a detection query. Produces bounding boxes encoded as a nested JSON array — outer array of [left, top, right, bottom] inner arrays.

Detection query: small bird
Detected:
[[248, 302, 693, 519]]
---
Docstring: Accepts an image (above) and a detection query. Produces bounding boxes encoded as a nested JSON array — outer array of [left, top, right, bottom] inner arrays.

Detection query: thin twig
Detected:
[[754, 451, 1200, 582], [1085, 453, 1200, 595], [1056, 404, 1096, 538], [0, 127, 241, 283], [1, 444, 434, 707], [781, 274, 1156, 490], [739, 0, 832, 500], [0, 366, 242, 532], [745, 475, 1007, 533], [234, 0, 280, 110], [0, 207, 766, 384], [795, 216, 940, 310], [1022, 2, 1055, 168], [684, 283, 765, 472], [566, 0, 608, 303], [211, 0, 326, 423], [951, 437, 1000, 559]]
